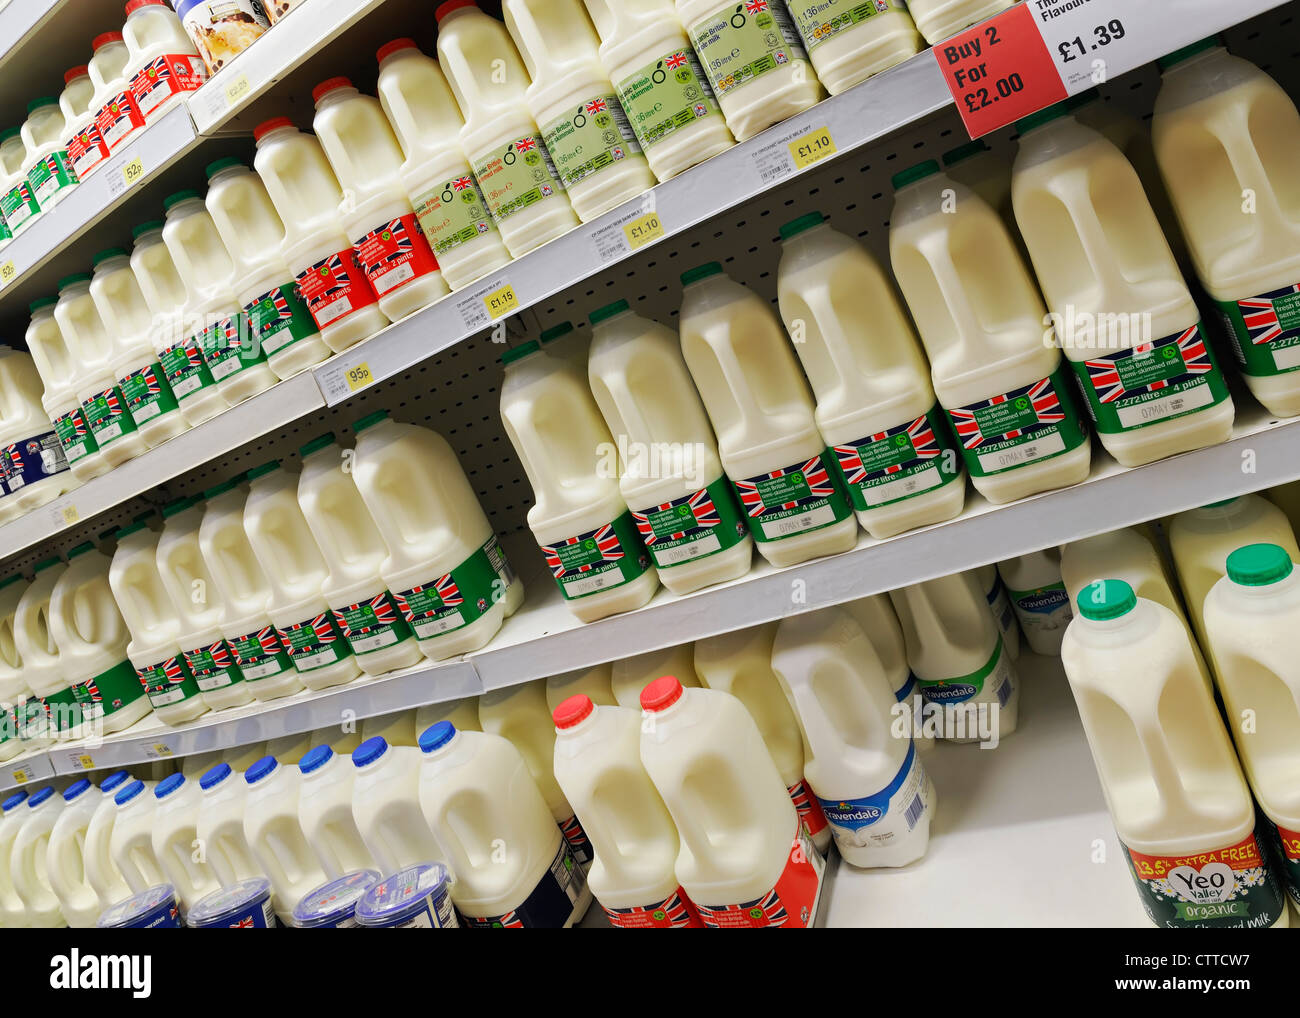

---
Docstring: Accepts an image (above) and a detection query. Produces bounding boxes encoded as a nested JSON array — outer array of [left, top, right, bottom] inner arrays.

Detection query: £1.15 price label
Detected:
[[483, 283, 519, 320]]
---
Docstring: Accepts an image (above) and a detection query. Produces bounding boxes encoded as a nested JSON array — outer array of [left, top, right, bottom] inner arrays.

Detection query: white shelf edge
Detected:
[[0, 0, 62, 67], [0, 745, 57, 793]]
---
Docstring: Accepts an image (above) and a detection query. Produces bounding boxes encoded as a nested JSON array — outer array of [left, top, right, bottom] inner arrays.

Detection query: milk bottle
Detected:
[[889, 569, 1018, 744], [1269, 480, 1300, 536], [1061, 579, 1289, 928], [0, 575, 29, 760], [417, 721, 588, 925], [504, 0, 653, 222], [83, 771, 133, 910], [198, 477, 301, 702], [21, 98, 76, 212], [479, 680, 593, 865], [675, 0, 822, 143], [977, 562, 1019, 660], [195, 764, 261, 886], [297, 744, 374, 878], [243, 757, 327, 920], [0, 346, 74, 513], [842, 594, 925, 734], [890, 161, 1092, 504], [1060, 525, 1192, 639], [638, 677, 823, 926], [610, 641, 700, 708], [0, 791, 29, 926], [416, 696, 481, 733], [87, 31, 145, 156], [44, 780, 103, 927], [265, 732, 313, 766], [15, 558, 77, 736], [311, 78, 449, 320], [679, 263, 859, 566], [243, 461, 361, 690], [375, 40, 511, 289], [791, 0, 921, 96], [695, 623, 831, 853], [252, 118, 390, 352], [61, 65, 109, 184], [540, 320, 591, 371], [942, 141, 1013, 227], [26, 297, 105, 483], [108, 780, 166, 893], [122, 0, 208, 123], [350, 737, 443, 875], [297, 433, 423, 676], [581, 0, 733, 182], [778, 214, 966, 538], [907, 0, 1012, 45], [150, 774, 217, 915], [545, 663, 615, 711], [0, 127, 40, 238], [587, 300, 753, 593], [998, 549, 1071, 655], [436, 1, 579, 257], [10, 786, 66, 926], [1013, 103, 1234, 466]]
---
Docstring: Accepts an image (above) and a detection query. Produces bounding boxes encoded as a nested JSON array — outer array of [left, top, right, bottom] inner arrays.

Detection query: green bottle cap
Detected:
[[1077, 579, 1137, 621]]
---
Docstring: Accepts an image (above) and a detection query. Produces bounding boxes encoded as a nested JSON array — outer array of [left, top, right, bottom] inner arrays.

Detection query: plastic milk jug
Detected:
[[841, 593, 924, 713], [942, 140, 1015, 232], [978, 562, 1020, 660], [998, 549, 1072, 655], [83, 771, 133, 910], [87, 31, 145, 155], [15, 558, 76, 736], [545, 662, 615, 712], [21, 98, 76, 212], [108, 780, 166, 893], [610, 641, 700, 708], [350, 737, 444, 875], [907, 0, 1012, 46], [297, 745, 375, 878], [26, 296, 108, 483], [0, 792, 29, 926], [0, 346, 74, 513], [62, 65, 109, 183], [122, 0, 208, 122], [45, 779, 103, 927], [0, 126, 41, 240], [10, 787, 66, 926], [243, 757, 327, 920], [538, 320, 590, 371], [788, 0, 920, 96], [0, 576, 29, 762], [150, 774, 218, 915], [195, 764, 261, 887], [416, 696, 482, 734]]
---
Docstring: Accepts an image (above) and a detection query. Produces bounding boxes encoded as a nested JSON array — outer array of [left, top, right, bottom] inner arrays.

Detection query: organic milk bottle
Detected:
[[0, 127, 40, 239], [62, 65, 109, 183], [44, 780, 103, 927], [416, 696, 482, 734], [610, 641, 700, 708], [86, 31, 145, 156], [122, 0, 208, 122], [503, 0, 654, 222], [89, 248, 188, 448], [675, 0, 821, 143], [545, 663, 615, 712], [199, 478, 301, 702], [350, 736, 444, 875], [252, 118, 389, 352], [1154, 41, 1300, 419], [889, 569, 1018, 744], [479, 679, 593, 865], [587, 300, 753, 593], [679, 263, 859, 566], [419, 721, 591, 926], [204, 159, 328, 380], [638, 677, 823, 926], [0, 346, 74, 513], [890, 161, 1092, 504], [83, 771, 133, 909], [360, 711, 418, 748], [1061, 579, 1289, 928], [297, 433, 423, 676], [150, 774, 217, 915], [15, 558, 76, 736], [695, 623, 831, 853], [0, 792, 29, 926], [27, 296, 107, 483], [998, 549, 1072, 655], [21, 98, 76, 212], [436, 1, 579, 257], [195, 764, 261, 887], [582, 0, 733, 182], [10, 787, 66, 926], [349, 411, 520, 658], [311, 78, 449, 320], [1204, 544, 1300, 909], [375, 39, 511, 288], [1013, 103, 1234, 466], [243, 757, 327, 920], [551, 698, 700, 925], [778, 213, 966, 538], [790, 0, 920, 96], [243, 461, 361, 691], [108, 780, 166, 893], [297, 745, 375, 878], [772, 606, 935, 867], [501, 344, 659, 620], [907, 0, 1012, 45]]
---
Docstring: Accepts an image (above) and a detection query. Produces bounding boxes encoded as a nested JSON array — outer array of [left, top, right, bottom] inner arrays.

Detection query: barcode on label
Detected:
[[133, 402, 160, 422], [414, 616, 461, 639], [865, 465, 942, 507], [243, 660, 284, 680], [351, 630, 398, 653], [372, 261, 414, 295], [211, 357, 241, 381], [562, 571, 620, 598], [761, 504, 837, 541], [904, 792, 925, 832]]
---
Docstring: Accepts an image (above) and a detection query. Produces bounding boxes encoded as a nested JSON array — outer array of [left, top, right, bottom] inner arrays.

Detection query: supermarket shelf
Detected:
[[0, 745, 57, 793]]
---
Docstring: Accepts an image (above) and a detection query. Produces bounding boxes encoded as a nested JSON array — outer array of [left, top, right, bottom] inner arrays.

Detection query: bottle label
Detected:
[[816, 740, 932, 857], [227, 626, 293, 681], [41, 687, 82, 733], [1071, 322, 1230, 435], [410, 172, 499, 258], [831, 405, 963, 511], [94, 91, 146, 151], [540, 92, 644, 190], [788, 778, 829, 843], [182, 639, 245, 690], [559, 814, 593, 865], [916, 637, 1013, 707], [81, 386, 139, 446], [278, 612, 352, 673], [462, 838, 587, 928], [352, 212, 440, 298], [472, 134, 566, 224], [72, 659, 146, 720], [16, 698, 49, 741], [687, 0, 809, 99], [695, 824, 824, 927], [1123, 828, 1287, 928], [604, 887, 704, 928], [731, 452, 853, 543], [630, 474, 749, 569], [136, 655, 203, 709], [52, 406, 98, 463], [615, 47, 724, 152], [294, 247, 379, 330], [27, 151, 78, 207], [946, 363, 1088, 478], [67, 123, 109, 179], [118, 362, 180, 425], [541, 511, 652, 601], [1007, 581, 1072, 639], [242, 281, 317, 357], [0, 428, 69, 493], [393, 534, 512, 641], [1261, 816, 1300, 909], [332, 591, 414, 655], [789, 0, 905, 52], [1, 179, 40, 233], [159, 334, 218, 400], [198, 313, 264, 382], [0, 706, 15, 747], [985, 572, 1015, 639], [1214, 285, 1300, 378], [131, 54, 209, 120]]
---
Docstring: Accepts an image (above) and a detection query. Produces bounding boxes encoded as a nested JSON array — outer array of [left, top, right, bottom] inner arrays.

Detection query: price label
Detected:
[[60, 503, 79, 525], [344, 362, 373, 392], [225, 74, 252, 108], [11, 768, 26, 783], [788, 126, 836, 170], [145, 742, 174, 759], [0, 261, 15, 288], [121, 156, 144, 189], [622, 212, 664, 250], [75, 754, 95, 771], [483, 284, 519, 320]]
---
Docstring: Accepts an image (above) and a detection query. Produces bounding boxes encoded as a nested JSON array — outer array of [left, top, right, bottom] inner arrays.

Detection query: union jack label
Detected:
[[695, 826, 822, 928], [665, 51, 688, 69], [52, 406, 98, 462], [540, 511, 651, 600], [0, 429, 67, 488], [244, 282, 316, 356], [543, 90, 642, 189], [67, 122, 109, 178], [393, 536, 505, 639], [559, 814, 593, 865], [1216, 284, 1300, 378], [226, 627, 292, 681], [463, 840, 586, 928], [296, 247, 379, 329], [411, 174, 497, 258], [81, 386, 139, 446], [472, 134, 566, 223], [353, 212, 440, 297], [631, 475, 748, 569], [831, 407, 962, 511], [183, 640, 244, 691], [605, 887, 703, 928], [73, 659, 145, 718], [278, 612, 351, 673], [130, 53, 207, 119], [731, 453, 851, 543], [118, 362, 180, 424], [787, 779, 829, 840], [136, 655, 202, 709], [159, 336, 216, 399], [333, 591, 413, 655], [94, 90, 145, 150]]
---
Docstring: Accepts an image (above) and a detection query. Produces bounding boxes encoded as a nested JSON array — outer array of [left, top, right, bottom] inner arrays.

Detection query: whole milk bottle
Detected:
[[296, 744, 375, 877], [610, 641, 699, 707], [786, 0, 920, 96], [890, 160, 1092, 504], [1061, 578, 1289, 928], [121, 0, 208, 123], [907, 0, 1012, 46], [0, 346, 75, 514], [26, 296, 107, 482], [87, 30, 145, 156], [21, 97, 76, 213], [350, 736, 444, 875], [0, 126, 39, 238], [679, 263, 858, 567], [942, 140, 1015, 232], [150, 774, 218, 916], [778, 212, 966, 538], [1153, 39, 1300, 419], [842, 592, 926, 718]]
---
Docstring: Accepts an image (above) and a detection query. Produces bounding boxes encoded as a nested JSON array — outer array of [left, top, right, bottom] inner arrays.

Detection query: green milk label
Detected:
[[687, 0, 809, 98], [16, 699, 48, 741], [73, 660, 145, 720], [40, 687, 82, 733], [830, 406, 963, 511], [118, 362, 180, 426], [393, 535, 513, 640], [332, 591, 413, 655], [81, 385, 139, 447], [631, 475, 749, 569], [278, 612, 352, 673], [198, 313, 264, 382], [52, 406, 99, 464], [1215, 284, 1300, 377], [541, 92, 644, 190], [731, 451, 852, 543], [243, 282, 317, 358], [26, 151, 78, 207], [540, 512, 652, 600], [159, 335, 217, 401], [616, 46, 724, 151], [227, 625, 293, 681], [136, 655, 203, 710], [411, 173, 499, 258], [473, 134, 566, 223], [788, 0, 907, 52], [1, 179, 40, 233], [182, 639, 244, 691]]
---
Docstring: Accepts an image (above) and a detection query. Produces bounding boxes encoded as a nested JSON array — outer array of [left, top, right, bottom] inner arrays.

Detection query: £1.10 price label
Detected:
[[788, 127, 836, 170], [622, 212, 663, 251]]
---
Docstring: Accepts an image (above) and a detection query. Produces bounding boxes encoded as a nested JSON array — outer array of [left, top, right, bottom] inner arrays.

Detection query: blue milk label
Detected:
[[462, 839, 587, 928], [0, 429, 69, 496], [1008, 581, 1073, 644], [817, 742, 933, 858]]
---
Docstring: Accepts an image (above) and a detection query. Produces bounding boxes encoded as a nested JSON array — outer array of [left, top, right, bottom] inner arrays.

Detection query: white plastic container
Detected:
[[978, 562, 1019, 660], [195, 764, 261, 886], [942, 140, 1015, 231], [26, 296, 108, 483], [415, 696, 481, 734], [87, 31, 145, 155], [296, 744, 374, 878], [679, 263, 858, 567], [0, 126, 40, 239], [587, 300, 753, 593], [108, 780, 166, 893], [907, 0, 1012, 45], [998, 549, 1072, 655], [350, 737, 443, 875], [10, 787, 66, 926], [0, 346, 74, 513], [82, 771, 133, 911], [544, 663, 615, 712], [61, 65, 109, 183], [0, 576, 30, 762], [610, 641, 700, 708], [787, 0, 920, 96], [14, 558, 72, 737], [890, 161, 1092, 504], [436, 1, 579, 257], [242, 756, 327, 920], [150, 774, 218, 915], [21, 98, 76, 212], [122, 0, 208, 122], [44, 779, 103, 927], [0, 791, 30, 926]]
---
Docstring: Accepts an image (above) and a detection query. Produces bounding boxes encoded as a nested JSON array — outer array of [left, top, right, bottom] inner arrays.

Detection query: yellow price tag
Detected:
[[151, 743, 174, 758], [788, 126, 836, 170], [225, 74, 252, 107], [0, 261, 15, 287], [77, 754, 95, 770], [345, 362, 373, 392], [60, 503, 79, 525], [483, 284, 519, 320], [622, 212, 663, 250], [11, 769, 26, 783], [121, 156, 144, 189]]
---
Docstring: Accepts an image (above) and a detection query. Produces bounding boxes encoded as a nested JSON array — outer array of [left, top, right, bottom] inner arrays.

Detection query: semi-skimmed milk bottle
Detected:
[[195, 764, 261, 887], [501, 343, 659, 621], [46, 779, 104, 927], [296, 744, 375, 878], [907, 0, 1011, 46], [350, 736, 444, 875], [1154, 40, 1300, 419], [1013, 102, 1234, 467], [675, 0, 822, 143], [842, 593, 922, 711], [26, 296, 108, 483], [787, 0, 920, 96], [122, 0, 208, 123], [610, 641, 700, 708], [503, 0, 653, 223], [436, 0, 579, 257], [998, 548, 1072, 656], [890, 161, 1091, 504], [552, 697, 701, 925], [679, 263, 858, 566], [10, 787, 66, 926], [545, 663, 615, 711], [82, 771, 133, 911], [587, 300, 753, 594], [0, 345, 74, 513], [150, 774, 218, 916], [942, 140, 1014, 231], [242, 756, 327, 921], [349, 411, 521, 659], [1061, 579, 1289, 928], [15, 558, 78, 738], [778, 213, 966, 538]]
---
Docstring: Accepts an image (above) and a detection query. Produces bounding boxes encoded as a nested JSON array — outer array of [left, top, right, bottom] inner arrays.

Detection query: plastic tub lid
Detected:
[[417, 721, 456, 753], [500, 341, 539, 365], [96, 884, 177, 928], [291, 870, 381, 927], [890, 161, 940, 190], [132, 219, 165, 239], [355, 863, 452, 926], [163, 189, 201, 211], [206, 156, 245, 179], [187, 877, 273, 926], [352, 410, 388, 433], [63, 779, 93, 802], [778, 212, 825, 241], [155, 773, 186, 799], [312, 77, 353, 104], [435, 0, 476, 22], [92, 32, 124, 49], [200, 762, 232, 790], [352, 736, 388, 767], [115, 780, 146, 806], [377, 38, 418, 64], [253, 116, 294, 142], [100, 770, 131, 794], [64, 65, 89, 84], [2, 791, 27, 811], [298, 744, 333, 774], [245, 756, 278, 784], [1077, 579, 1137, 621], [26, 97, 58, 115]]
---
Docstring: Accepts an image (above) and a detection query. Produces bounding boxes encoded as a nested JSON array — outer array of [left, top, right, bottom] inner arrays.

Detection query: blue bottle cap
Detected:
[[114, 780, 145, 806], [155, 774, 186, 799], [418, 721, 456, 753], [245, 756, 278, 784], [200, 763, 232, 790], [62, 779, 93, 801], [352, 736, 388, 768], [298, 745, 333, 775]]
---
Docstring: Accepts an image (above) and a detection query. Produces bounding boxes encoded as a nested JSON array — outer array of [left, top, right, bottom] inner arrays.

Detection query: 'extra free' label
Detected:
[[1261, 816, 1300, 909], [540, 511, 651, 601], [630, 475, 749, 569], [393, 535, 515, 639], [732, 452, 852, 543], [687, 0, 809, 99], [1216, 284, 1300, 378], [831, 406, 963, 511]]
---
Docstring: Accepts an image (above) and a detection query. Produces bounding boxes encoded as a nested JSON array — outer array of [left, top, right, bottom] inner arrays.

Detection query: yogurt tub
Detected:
[[355, 863, 458, 928], [96, 884, 182, 928], [291, 869, 381, 928], [187, 876, 277, 928]]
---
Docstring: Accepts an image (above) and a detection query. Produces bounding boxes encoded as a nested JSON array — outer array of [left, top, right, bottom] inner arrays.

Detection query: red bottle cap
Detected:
[[312, 77, 353, 104], [253, 116, 294, 142], [640, 676, 684, 713], [125, 0, 165, 14], [376, 38, 418, 65], [64, 65, 89, 84], [553, 695, 595, 730], [435, 0, 476, 23], [92, 31, 124, 50]]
